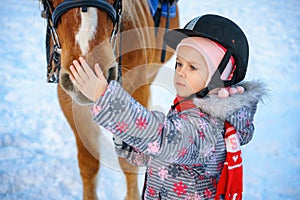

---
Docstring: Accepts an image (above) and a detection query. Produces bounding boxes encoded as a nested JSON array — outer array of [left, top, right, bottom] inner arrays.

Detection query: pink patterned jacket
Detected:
[[92, 80, 266, 200]]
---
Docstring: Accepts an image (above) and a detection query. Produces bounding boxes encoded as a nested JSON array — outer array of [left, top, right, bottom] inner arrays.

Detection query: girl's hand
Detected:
[[69, 57, 108, 102]]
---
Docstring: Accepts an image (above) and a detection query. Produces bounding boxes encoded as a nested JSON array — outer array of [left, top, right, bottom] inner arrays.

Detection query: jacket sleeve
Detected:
[[113, 135, 149, 166], [92, 81, 218, 165], [225, 103, 258, 145]]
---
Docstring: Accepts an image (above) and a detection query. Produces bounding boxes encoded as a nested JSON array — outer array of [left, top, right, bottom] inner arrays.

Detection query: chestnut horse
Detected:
[[40, 0, 179, 199]]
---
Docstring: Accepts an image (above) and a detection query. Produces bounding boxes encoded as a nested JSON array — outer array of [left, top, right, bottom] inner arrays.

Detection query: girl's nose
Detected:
[[177, 65, 187, 77]]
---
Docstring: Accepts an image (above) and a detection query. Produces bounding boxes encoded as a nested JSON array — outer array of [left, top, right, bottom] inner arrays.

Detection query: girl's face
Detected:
[[174, 46, 209, 97]]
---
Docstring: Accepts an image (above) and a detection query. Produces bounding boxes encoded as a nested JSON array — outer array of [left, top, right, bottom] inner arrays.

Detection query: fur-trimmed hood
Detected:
[[193, 80, 268, 120]]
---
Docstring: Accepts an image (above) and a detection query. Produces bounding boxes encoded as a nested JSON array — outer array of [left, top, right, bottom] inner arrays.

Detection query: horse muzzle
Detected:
[[59, 62, 119, 105]]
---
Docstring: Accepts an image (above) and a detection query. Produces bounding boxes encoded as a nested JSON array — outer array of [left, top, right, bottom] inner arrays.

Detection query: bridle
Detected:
[[41, 0, 122, 83]]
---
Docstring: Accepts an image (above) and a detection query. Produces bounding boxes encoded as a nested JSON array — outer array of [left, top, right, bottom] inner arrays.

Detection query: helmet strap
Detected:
[[208, 48, 234, 89], [195, 48, 234, 98], [195, 87, 209, 98]]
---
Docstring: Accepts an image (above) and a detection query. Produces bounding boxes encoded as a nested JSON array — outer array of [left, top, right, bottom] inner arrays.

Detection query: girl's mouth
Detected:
[[176, 82, 185, 87]]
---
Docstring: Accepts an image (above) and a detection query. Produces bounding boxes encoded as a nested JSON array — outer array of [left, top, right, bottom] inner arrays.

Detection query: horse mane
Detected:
[[123, 0, 151, 28], [120, 0, 156, 67]]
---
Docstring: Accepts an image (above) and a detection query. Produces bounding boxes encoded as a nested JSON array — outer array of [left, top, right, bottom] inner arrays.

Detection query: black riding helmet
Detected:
[[164, 14, 249, 98]]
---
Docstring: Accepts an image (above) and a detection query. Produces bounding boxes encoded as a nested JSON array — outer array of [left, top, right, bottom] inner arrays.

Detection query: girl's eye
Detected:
[[176, 62, 183, 68], [190, 65, 197, 70]]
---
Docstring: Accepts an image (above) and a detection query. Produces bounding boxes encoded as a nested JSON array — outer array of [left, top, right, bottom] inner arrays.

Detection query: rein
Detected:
[[41, 0, 122, 83]]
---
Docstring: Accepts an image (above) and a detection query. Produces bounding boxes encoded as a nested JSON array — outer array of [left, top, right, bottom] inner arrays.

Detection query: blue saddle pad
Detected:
[[148, 0, 177, 18]]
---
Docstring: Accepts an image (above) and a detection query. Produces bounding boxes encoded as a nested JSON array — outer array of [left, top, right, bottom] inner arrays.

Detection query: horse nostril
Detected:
[[60, 73, 74, 91], [106, 63, 119, 83]]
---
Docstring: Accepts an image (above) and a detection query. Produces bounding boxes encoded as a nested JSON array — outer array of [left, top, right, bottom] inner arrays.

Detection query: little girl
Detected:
[[69, 14, 266, 200]]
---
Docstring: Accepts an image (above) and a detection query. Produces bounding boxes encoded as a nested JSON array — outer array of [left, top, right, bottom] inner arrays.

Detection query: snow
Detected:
[[0, 0, 300, 199]]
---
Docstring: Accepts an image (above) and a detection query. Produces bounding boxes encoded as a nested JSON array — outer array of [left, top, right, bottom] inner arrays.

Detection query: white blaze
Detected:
[[75, 8, 98, 56]]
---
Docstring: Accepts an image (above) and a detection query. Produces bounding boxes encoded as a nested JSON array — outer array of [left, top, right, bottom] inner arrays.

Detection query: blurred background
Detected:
[[0, 0, 299, 199]]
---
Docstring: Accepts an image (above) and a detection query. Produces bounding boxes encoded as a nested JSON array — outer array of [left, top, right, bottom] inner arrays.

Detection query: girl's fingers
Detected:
[[69, 73, 75, 83], [69, 73, 77, 86], [71, 57, 106, 86], [79, 57, 95, 77], [73, 60, 89, 81], [69, 72, 83, 91], [94, 63, 104, 79], [70, 65, 85, 84]]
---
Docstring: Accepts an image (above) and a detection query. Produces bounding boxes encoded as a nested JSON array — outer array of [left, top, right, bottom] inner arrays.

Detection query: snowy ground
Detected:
[[0, 0, 300, 199]]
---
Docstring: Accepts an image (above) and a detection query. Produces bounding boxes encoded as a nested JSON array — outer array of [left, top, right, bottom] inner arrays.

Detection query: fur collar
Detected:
[[193, 80, 268, 120]]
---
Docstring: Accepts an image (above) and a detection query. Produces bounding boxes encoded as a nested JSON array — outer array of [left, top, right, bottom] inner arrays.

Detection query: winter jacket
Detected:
[[92, 80, 266, 200]]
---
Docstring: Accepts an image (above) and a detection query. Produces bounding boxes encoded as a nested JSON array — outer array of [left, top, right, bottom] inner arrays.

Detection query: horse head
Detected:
[[41, 0, 121, 105]]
